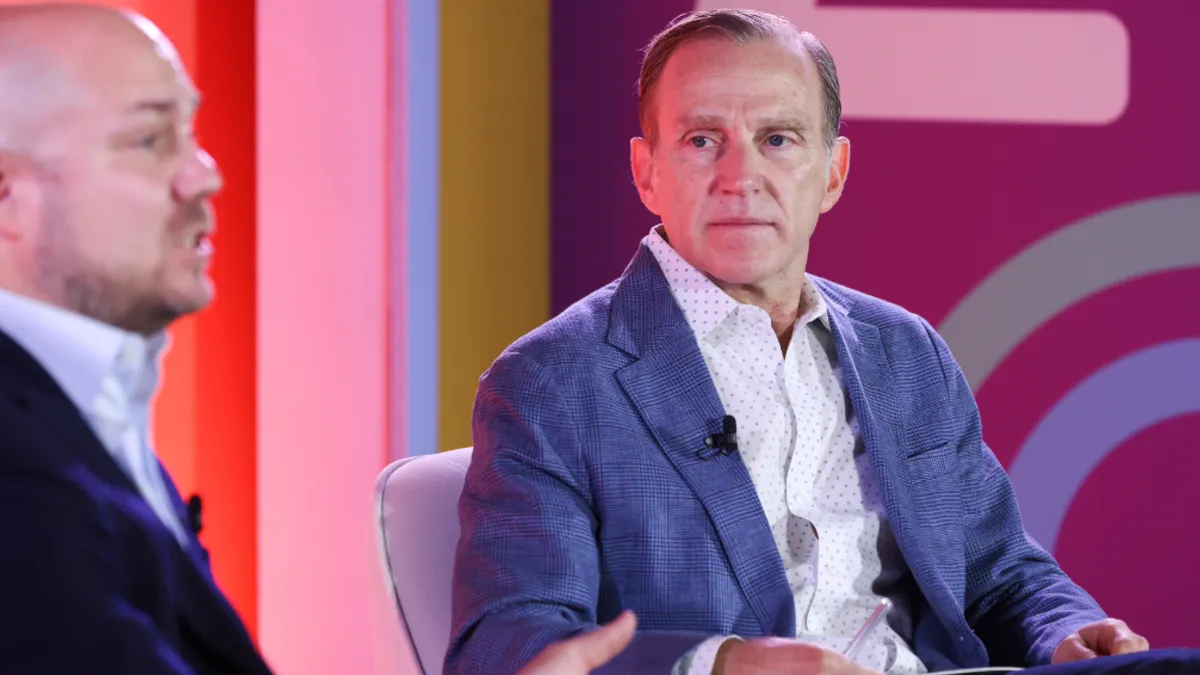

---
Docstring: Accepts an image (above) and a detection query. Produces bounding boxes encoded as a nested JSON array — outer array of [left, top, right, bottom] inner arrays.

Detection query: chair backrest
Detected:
[[373, 448, 473, 675]]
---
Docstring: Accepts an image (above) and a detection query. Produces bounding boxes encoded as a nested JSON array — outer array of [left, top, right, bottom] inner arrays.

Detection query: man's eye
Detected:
[[138, 132, 165, 150], [766, 134, 789, 147], [689, 136, 714, 149]]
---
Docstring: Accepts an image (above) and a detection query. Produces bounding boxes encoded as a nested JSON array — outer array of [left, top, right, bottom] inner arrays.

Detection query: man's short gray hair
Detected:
[[637, 8, 842, 151]]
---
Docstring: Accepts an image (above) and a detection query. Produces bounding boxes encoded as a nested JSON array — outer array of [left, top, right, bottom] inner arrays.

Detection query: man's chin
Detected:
[[704, 262, 777, 288], [163, 279, 215, 318]]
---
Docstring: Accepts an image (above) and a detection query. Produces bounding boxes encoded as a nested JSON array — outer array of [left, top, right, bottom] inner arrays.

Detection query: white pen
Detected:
[[843, 597, 894, 663]]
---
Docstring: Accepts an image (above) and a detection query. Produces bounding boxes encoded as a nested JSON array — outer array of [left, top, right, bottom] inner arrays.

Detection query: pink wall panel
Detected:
[[256, 0, 397, 672]]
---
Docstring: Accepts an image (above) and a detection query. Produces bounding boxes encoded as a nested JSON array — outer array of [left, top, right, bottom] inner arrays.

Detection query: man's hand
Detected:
[[1052, 618, 1150, 663], [518, 611, 637, 675], [715, 637, 884, 675]]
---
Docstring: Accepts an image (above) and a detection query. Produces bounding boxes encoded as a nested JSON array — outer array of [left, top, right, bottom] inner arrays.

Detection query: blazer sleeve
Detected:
[[443, 350, 715, 675], [923, 320, 1107, 666], [0, 467, 196, 674]]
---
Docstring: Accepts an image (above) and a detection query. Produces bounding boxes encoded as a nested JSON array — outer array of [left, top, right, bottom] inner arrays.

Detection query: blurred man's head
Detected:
[[0, 4, 222, 335], [631, 9, 849, 294]]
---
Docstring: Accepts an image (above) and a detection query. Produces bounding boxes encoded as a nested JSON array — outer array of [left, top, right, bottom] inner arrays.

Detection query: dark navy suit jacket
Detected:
[[0, 329, 272, 674], [446, 243, 1108, 674]]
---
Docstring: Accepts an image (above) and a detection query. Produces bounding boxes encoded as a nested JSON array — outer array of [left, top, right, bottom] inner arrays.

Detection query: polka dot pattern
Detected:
[[647, 229, 927, 674]]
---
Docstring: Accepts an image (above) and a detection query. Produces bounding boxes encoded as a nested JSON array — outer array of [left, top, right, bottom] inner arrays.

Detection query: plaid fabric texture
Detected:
[[444, 244, 1105, 675]]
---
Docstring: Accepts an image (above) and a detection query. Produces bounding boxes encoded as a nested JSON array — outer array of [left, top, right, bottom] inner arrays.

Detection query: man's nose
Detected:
[[714, 138, 763, 195], [175, 147, 223, 201]]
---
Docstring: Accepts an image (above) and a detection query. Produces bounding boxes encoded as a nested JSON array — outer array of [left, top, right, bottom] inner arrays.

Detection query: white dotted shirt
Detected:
[[646, 230, 926, 675]]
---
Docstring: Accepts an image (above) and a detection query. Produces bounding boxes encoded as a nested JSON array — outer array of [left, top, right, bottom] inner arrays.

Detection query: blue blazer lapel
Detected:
[[608, 245, 795, 637], [818, 283, 962, 631]]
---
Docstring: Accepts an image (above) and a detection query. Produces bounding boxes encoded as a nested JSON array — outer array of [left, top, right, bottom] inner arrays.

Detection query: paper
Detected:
[[926, 662, 1022, 667]]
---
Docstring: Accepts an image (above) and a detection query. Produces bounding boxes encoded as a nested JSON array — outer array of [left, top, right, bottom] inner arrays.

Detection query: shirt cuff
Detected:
[[673, 635, 741, 675]]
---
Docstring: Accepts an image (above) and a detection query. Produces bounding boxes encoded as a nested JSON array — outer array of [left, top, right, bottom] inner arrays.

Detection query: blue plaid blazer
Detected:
[[445, 243, 1105, 674]]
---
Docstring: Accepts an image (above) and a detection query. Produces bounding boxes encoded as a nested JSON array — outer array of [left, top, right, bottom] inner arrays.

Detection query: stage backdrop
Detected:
[[551, 0, 1200, 648]]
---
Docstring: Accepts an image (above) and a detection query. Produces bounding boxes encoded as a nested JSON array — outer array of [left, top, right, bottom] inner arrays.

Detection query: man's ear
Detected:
[[0, 154, 20, 241], [819, 136, 851, 213], [630, 136, 661, 216], [0, 152, 37, 242]]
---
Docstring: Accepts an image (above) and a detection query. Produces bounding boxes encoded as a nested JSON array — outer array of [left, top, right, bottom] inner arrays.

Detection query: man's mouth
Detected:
[[709, 219, 774, 227], [186, 229, 214, 256]]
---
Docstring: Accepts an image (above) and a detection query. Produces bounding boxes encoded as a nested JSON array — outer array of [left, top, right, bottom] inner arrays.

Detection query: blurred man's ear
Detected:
[[630, 136, 661, 216], [0, 152, 36, 242], [0, 155, 19, 240]]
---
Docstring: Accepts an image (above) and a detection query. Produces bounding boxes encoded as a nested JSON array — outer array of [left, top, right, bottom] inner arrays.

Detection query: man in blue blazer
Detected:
[[447, 9, 1198, 675], [0, 6, 271, 674]]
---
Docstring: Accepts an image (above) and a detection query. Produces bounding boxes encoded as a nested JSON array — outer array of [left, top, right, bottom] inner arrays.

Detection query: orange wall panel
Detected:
[[193, 0, 259, 637]]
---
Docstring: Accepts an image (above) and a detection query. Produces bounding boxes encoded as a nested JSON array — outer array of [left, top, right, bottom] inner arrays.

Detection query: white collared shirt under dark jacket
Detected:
[[0, 288, 272, 674]]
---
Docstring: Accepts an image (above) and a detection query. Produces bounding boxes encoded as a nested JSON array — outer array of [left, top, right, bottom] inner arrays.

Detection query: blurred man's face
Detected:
[[11, 15, 222, 334], [632, 37, 848, 291]]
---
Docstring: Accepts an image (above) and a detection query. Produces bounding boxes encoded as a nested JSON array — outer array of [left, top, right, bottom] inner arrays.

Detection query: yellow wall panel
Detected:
[[439, 0, 550, 451]]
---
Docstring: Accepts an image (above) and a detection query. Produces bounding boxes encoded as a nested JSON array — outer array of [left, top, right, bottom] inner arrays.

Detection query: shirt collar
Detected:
[[0, 288, 168, 413], [644, 225, 830, 339]]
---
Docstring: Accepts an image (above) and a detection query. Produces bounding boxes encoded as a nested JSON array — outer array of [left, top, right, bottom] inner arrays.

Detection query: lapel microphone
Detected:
[[697, 415, 738, 461], [186, 494, 203, 535]]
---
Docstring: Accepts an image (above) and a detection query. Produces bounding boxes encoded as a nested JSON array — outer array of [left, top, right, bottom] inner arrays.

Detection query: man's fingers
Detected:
[[1054, 635, 1099, 664], [1108, 631, 1150, 656], [575, 610, 637, 668], [1078, 619, 1150, 657]]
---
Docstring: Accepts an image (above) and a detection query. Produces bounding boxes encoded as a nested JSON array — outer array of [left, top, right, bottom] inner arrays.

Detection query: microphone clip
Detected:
[[697, 415, 738, 461], [186, 494, 203, 535]]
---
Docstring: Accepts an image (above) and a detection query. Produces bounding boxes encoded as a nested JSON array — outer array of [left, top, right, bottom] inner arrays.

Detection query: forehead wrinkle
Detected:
[[655, 37, 820, 128]]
